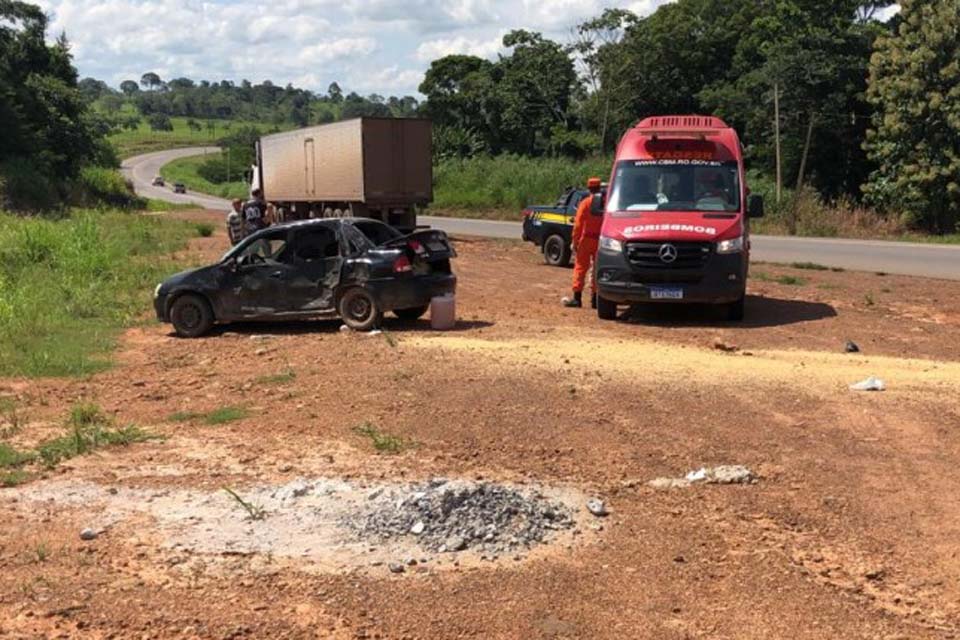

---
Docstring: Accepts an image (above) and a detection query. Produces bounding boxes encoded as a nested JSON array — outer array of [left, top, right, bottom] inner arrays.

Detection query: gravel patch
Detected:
[[344, 479, 575, 554]]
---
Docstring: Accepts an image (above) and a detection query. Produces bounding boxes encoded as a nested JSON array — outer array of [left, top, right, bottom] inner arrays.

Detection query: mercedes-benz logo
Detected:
[[658, 244, 679, 264]]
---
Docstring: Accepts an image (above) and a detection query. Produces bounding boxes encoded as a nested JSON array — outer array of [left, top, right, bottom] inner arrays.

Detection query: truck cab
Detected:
[[594, 116, 764, 321]]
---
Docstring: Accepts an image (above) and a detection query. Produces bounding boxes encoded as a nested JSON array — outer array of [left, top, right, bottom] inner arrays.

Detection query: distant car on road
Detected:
[[154, 218, 457, 337], [521, 187, 591, 267], [152, 176, 165, 187], [173, 182, 187, 194]]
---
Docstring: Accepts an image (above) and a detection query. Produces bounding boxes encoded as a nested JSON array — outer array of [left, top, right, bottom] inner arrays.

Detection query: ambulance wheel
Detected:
[[543, 234, 571, 267], [726, 295, 745, 322], [339, 288, 383, 332], [597, 295, 617, 321]]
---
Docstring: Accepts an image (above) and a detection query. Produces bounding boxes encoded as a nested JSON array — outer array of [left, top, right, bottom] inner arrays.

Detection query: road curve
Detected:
[[126, 147, 960, 280]]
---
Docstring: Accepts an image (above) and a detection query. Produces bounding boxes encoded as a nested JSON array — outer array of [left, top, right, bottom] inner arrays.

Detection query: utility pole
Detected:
[[774, 80, 782, 205], [226, 147, 231, 184], [796, 112, 816, 191]]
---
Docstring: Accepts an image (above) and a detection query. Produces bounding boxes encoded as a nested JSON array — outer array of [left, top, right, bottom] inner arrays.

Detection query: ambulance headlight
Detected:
[[600, 236, 623, 253], [716, 236, 744, 254]]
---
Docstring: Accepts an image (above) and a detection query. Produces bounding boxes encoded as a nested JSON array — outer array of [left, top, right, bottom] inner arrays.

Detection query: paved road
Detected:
[[126, 147, 960, 280]]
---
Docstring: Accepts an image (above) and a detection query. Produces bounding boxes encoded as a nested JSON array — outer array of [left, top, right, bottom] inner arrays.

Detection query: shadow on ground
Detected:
[[623, 294, 837, 329], [176, 318, 496, 339]]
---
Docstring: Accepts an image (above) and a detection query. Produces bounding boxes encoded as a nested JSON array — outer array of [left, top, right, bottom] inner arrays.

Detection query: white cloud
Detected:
[[40, 0, 674, 96]]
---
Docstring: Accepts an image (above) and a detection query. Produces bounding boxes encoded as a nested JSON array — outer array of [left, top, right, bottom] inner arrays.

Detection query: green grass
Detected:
[[0, 210, 195, 377], [37, 403, 157, 468], [1, 470, 31, 487], [255, 370, 297, 385], [144, 199, 196, 212], [168, 406, 250, 425], [160, 154, 249, 201], [107, 117, 277, 159], [433, 154, 613, 215], [353, 422, 409, 454], [223, 487, 267, 521], [204, 406, 249, 425], [753, 272, 808, 286], [0, 442, 35, 468]]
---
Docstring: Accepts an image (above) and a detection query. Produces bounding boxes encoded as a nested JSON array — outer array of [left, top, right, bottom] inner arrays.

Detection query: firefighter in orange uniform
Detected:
[[562, 177, 604, 308]]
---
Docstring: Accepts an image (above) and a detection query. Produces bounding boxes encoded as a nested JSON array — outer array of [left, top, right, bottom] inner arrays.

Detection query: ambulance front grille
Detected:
[[625, 242, 712, 269]]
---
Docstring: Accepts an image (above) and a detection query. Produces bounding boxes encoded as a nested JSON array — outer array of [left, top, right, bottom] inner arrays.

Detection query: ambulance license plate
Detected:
[[650, 287, 684, 300]]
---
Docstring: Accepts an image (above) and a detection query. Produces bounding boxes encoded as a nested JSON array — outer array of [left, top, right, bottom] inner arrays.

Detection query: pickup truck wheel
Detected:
[[170, 294, 214, 338], [726, 295, 746, 322], [596, 295, 618, 321], [394, 305, 429, 321], [543, 234, 571, 267], [339, 288, 383, 332]]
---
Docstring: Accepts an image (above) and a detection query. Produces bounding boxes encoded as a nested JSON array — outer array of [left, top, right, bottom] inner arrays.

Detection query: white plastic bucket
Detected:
[[430, 294, 456, 330]]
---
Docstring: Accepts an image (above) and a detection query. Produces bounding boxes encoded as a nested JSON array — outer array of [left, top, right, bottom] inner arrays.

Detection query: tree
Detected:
[[864, 0, 960, 232], [0, 2, 102, 208], [419, 55, 502, 153], [147, 113, 173, 131], [140, 72, 162, 91], [328, 82, 343, 103], [78, 77, 110, 102], [120, 80, 139, 96]]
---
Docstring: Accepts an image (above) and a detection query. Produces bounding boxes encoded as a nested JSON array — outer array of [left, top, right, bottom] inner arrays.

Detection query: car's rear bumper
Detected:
[[366, 274, 457, 311]]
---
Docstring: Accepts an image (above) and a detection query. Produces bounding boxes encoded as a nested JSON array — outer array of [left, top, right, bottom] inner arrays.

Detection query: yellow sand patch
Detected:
[[406, 335, 960, 394]]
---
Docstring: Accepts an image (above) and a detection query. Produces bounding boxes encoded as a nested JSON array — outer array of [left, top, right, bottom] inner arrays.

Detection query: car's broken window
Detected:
[[238, 231, 288, 265], [293, 228, 339, 262], [352, 220, 402, 246]]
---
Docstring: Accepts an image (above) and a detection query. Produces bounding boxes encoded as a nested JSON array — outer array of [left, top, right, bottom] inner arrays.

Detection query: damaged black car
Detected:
[[154, 218, 456, 337]]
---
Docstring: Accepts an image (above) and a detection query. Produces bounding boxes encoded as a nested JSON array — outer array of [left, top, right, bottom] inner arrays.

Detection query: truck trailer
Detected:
[[593, 115, 765, 321], [251, 118, 433, 231]]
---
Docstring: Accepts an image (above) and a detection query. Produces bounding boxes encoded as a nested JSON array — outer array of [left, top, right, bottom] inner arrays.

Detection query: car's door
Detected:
[[566, 190, 587, 223], [282, 223, 343, 312], [225, 228, 300, 316]]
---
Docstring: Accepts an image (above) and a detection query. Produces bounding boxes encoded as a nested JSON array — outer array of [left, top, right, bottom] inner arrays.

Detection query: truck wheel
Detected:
[[597, 295, 617, 321], [170, 294, 214, 338], [543, 234, 571, 267], [394, 306, 429, 322], [726, 295, 746, 322], [339, 288, 383, 332]]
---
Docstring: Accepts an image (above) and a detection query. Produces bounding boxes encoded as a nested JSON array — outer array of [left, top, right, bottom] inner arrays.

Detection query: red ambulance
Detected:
[[593, 115, 764, 321]]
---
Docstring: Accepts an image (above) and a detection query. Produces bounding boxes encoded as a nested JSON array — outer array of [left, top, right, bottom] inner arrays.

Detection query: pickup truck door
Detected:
[[566, 190, 586, 223]]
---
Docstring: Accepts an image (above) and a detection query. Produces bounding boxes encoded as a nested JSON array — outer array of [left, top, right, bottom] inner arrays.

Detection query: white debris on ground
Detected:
[[648, 465, 756, 489], [850, 376, 886, 392], [9, 477, 587, 573]]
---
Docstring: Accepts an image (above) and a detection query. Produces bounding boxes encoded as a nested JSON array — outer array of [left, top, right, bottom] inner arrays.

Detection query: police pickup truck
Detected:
[[520, 187, 590, 267]]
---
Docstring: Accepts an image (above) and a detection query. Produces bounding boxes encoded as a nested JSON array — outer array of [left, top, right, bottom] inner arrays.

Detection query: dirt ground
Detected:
[[3, 210, 960, 639]]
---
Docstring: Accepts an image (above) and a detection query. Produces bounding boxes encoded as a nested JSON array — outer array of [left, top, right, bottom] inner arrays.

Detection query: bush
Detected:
[[75, 166, 145, 209], [0, 160, 63, 212], [752, 187, 905, 239]]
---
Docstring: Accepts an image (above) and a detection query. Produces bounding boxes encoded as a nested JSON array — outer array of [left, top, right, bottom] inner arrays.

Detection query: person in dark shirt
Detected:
[[243, 189, 268, 236]]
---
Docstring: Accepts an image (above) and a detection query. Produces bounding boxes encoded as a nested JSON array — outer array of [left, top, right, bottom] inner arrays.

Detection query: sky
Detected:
[[33, 0, 671, 96], [34, 1, 901, 98]]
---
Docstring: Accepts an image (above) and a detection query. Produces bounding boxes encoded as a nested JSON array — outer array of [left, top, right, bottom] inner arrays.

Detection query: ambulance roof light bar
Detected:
[[638, 129, 724, 141]]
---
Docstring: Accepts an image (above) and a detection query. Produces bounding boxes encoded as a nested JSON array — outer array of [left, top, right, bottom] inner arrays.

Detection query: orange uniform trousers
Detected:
[[572, 235, 599, 294]]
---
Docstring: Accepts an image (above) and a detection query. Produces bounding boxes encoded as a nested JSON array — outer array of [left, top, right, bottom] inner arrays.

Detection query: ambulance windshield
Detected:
[[607, 160, 740, 216]]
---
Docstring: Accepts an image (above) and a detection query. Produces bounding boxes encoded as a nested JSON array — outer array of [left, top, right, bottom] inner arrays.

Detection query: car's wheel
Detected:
[[394, 306, 429, 321], [597, 295, 617, 321], [339, 288, 383, 332], [726, 295, 746, 322], [170, 294, 214, 338], [543, 234, 571, 267]]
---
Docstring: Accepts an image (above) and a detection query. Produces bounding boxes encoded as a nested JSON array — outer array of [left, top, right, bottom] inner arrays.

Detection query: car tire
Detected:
[[597, 295, 617, 321], [394, 306, 429, 322], [543, 234, 571, 267], [170, 294, 214, 338], [726, 295, 746, 322], [339, 288, 383, 332]]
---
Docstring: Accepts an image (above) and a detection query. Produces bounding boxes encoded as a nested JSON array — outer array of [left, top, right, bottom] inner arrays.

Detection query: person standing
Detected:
[[562, 178, 604, 309], [227, 199, 244, 245], [243, 189, 268, 236]]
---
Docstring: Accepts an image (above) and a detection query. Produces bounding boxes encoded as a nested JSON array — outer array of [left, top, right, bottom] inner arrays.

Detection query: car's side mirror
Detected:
[[590, 194, 605, 216], [748, 194, 765, 219]]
